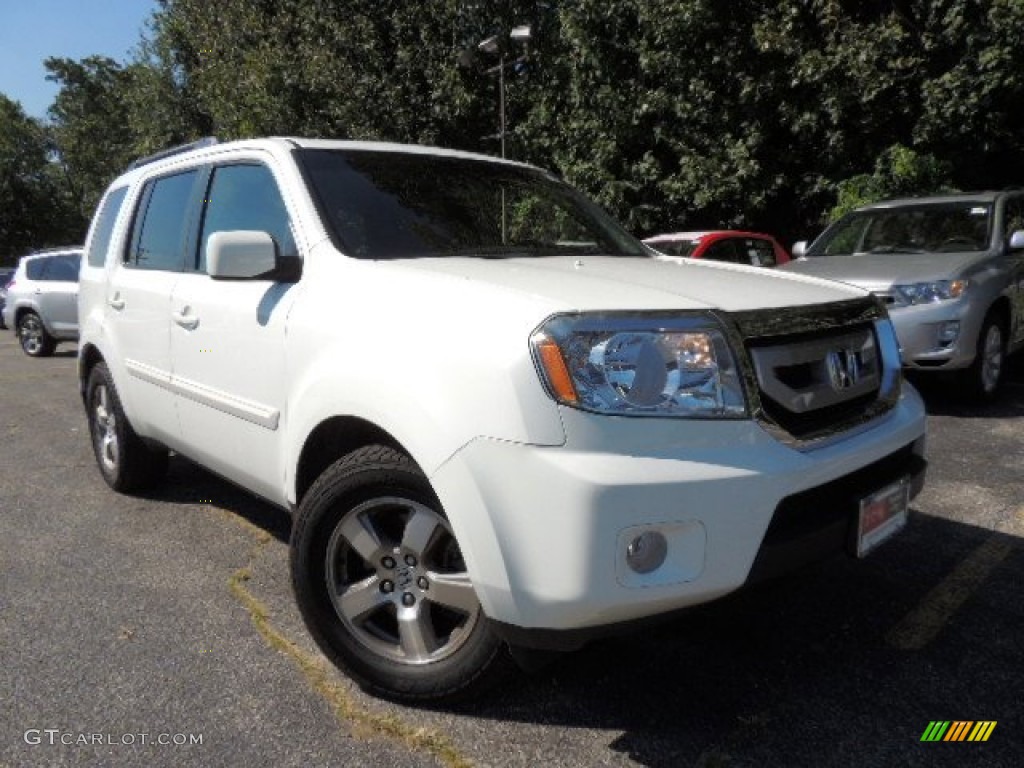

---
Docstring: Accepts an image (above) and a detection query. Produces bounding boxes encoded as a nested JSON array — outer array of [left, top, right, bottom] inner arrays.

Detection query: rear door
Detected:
[[104, 168, 202, 443], [36, 253, 81, 334], [168, 158, 301, 505]]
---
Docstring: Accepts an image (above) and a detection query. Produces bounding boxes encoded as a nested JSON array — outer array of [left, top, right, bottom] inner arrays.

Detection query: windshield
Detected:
[[809, 203, 993, 257], [297, 149, 648, 260]]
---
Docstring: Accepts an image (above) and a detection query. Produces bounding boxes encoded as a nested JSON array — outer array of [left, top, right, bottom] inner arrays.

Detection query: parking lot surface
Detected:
[[1, 339, 1021, 767]]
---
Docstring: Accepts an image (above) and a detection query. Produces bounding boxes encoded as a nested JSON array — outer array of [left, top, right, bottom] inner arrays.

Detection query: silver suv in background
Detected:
[[784, 193, 1024, 401], [0, 267, 15, 329], [2, 248, 83, 356]]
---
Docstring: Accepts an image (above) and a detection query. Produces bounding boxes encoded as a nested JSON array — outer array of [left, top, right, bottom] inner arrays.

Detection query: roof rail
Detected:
[[128, 137, 219, 170]]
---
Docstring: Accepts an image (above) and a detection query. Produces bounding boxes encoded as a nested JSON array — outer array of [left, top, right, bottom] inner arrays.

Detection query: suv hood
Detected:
[[389, 255, 865, 313], [781, 251, 986, 290]]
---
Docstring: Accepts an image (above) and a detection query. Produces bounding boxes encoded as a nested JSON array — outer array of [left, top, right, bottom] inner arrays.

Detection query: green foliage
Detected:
[[22, 0, 1024, 252], [831, 145, 954, 221], [0, 95, 82, 259]]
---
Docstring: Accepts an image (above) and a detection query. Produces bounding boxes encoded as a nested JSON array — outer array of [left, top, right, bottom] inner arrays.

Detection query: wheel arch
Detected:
[[293, 416, 408, 507], [78, 343, 106, 402], [986, 295, 1012, 337]]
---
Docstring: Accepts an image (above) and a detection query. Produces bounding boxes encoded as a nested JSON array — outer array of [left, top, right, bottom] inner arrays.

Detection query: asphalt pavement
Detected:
[[1, 338, 1021, 768]]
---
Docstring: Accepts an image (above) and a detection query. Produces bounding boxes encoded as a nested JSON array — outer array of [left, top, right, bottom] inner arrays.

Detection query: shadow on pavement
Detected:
[[908, 353, 1024, 418]]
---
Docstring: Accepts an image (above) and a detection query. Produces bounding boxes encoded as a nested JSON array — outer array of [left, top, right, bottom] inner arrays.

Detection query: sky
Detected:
[[0, 0, 158, 119]]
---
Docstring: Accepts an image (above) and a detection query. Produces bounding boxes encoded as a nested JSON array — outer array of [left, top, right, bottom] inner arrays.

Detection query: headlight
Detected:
[[893, 279, 968, 305], [531, 313, 748, 418]]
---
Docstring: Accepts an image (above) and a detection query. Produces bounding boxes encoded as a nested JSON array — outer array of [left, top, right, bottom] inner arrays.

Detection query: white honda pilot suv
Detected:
[[79, 137, 927, 702]]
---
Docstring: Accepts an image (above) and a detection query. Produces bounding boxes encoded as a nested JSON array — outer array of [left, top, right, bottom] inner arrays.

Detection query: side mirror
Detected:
[[1009, 230, 1024, 251], [207, 230, 300, 281], [791, 240, 808, 259]]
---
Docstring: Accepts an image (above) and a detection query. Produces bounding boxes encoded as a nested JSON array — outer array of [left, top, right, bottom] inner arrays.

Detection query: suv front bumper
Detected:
[[889, 300, 980, 370], [430, 386, 927, 641]]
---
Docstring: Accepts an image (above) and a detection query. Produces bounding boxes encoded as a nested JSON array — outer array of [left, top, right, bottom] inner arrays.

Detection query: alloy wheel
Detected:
[[325, 497, 481, 665], [93, 384, 119, 474]]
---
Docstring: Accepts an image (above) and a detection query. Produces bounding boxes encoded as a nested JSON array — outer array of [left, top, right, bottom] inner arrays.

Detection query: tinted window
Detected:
[[41, 254, 81, 282], [129, 170, 199, 271], [702, 240, 742, 263], [299, 149, 646, 260], [26, 259, 47, 280], [652, 240, 699, 257], [741, 238, 776, 267], [1004, 197, 1024, 241], [198, 164, 295, 272], [812, 203, 993, 256], [88, 186, 128, 267]]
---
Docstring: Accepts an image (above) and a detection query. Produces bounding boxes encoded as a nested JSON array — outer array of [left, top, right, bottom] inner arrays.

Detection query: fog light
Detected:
[[625, 531, 668, 574], [937, 320, 960, 346]]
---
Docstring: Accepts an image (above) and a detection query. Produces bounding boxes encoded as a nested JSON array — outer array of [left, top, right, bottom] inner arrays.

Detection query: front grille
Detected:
[[726, 298, 900, 446]]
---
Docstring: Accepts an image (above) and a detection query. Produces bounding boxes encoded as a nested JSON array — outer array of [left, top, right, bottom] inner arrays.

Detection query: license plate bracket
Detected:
[[856, 477, 910, 557]]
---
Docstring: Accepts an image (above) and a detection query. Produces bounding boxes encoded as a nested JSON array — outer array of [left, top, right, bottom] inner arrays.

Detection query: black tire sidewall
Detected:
[[967, 317, 1006, 401]]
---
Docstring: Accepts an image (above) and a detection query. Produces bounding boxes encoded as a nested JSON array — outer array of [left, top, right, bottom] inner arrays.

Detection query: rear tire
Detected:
[[17, 311, 55, 357], [290, 445, 512, 703], [86, 362, 169, 492], [961, 315, 1006, 403]]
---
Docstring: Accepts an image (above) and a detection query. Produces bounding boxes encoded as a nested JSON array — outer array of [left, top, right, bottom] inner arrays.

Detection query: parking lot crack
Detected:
[[225, 515, 471, 768]]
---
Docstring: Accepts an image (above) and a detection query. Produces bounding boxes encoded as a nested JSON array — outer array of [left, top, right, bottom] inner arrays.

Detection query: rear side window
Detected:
[[703, 240, 742, 264], [128, 170, 199, 271], [197, 164, 295, 272], [41, 254, 81, 282], [87, 186, 128, 267], [742, 238, 776, 267], [26, 259, 47, 280]]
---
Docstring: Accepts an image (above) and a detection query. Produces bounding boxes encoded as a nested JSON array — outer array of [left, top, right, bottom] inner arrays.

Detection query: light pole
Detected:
[[477, 25, 531, 160]]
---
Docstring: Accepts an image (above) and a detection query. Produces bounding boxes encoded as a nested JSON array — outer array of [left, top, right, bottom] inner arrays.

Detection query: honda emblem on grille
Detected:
[[826, 348, 861, 391]]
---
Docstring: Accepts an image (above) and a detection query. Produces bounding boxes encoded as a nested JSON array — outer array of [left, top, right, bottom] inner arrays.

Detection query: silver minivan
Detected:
[[784, 193, 1024, 401], [2, 248, 83, 357]]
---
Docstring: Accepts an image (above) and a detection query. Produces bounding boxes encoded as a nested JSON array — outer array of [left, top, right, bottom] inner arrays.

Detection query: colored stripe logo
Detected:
[[920, 721, 997, 742]]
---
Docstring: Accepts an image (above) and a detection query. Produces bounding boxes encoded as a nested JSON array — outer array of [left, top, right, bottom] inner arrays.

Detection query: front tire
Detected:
[[86, 362, 169, 492], [290, 445, 511, 702], [961, 315, 1006, 403], [17, 311, 55, 357]]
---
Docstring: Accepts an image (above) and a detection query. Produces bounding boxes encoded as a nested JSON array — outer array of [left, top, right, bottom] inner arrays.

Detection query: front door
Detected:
[[168, 160, 300, 505]]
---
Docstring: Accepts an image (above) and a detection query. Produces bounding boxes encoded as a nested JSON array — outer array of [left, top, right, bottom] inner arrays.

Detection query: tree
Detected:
[[0, 95, 82, 260], [45, 56, 137, 218]]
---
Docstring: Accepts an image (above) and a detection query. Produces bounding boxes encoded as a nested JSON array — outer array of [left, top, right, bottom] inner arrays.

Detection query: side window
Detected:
[[659, 240, 698, 258], [41, 254, 81, 282], [1004, 198, 1024, 243], [198, 164, 295, 272], [128, 170, 199, 271], [703, 240, 741, 264], [26, 259, 47, 280], [745, 238, 776, 267], [87, 186, 128, 267]]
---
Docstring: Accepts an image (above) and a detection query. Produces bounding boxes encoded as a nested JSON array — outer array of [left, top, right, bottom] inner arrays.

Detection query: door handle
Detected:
[[108, 294, 125, 310], [172, 307, 199, 330]]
